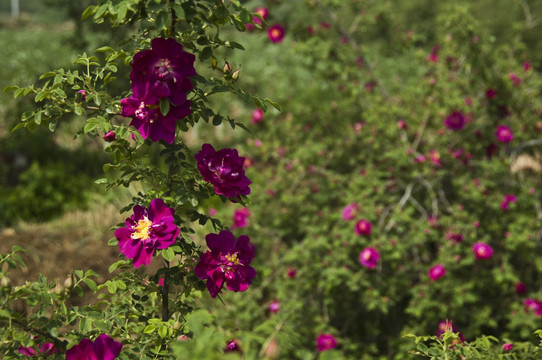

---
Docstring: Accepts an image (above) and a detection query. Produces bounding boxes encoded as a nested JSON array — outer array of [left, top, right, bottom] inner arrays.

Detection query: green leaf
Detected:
[[3, 85, 18, 93], [162, 247, 175, 262], [144, 325, 157, 334], [160, 98, 170, 116], [82, 278, 97, 291]]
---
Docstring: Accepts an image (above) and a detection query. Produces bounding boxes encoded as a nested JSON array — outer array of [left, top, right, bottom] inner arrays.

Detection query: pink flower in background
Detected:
[[515, 282, 527, 294], [77, 89, 87, 101], [355, 219, 372, 236], [415, 154, 426, 163], [495, 125, 513, 143], [209, 208, 217, 216], [486, 143, 499, 158], [436, 321, 466, 342], [502, 343, 513, 351], [251, 108, 264, 124], [359, 247, 379, 269], [429, 150, 441, 166], [397, 119, 407, 129], [115, 198, 180, 267], [508, 72, 521, 86], [472, 242, 493, 260], [66, 334, 122, 360], [232, 208, 251, 228], [269, 299, 280, 313], [428, 264, 446, 281], [524, 61, 531, 72], [500, 194, 516, 210], [18, 341, 60, 357], [446, 232, 463, 243], [316, 334, 337, 352], [426, 44, 439, 63], [287, 267, 297, 278], [268, 24, 285, 43], [224, 339, 241, 353], [524, 298, 542, 316], [246, 7, 268, 30], [342, 203, 360, 221], [195, 143, 252, 198], [194, 230, 256, 298], [486, 88, 496, 99], [444, 111, 467, 130]]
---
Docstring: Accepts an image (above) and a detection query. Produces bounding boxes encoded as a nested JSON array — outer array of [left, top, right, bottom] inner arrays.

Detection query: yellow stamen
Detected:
[[132, 217, 152, 240], [225, 253, 240, 265]]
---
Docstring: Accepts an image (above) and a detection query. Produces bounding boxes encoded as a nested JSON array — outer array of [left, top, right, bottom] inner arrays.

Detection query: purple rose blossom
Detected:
[[77, 89, 87, 101], [436, 321, 466, 343], [359, 247, 379, 269], [115, 198, 180, 268], [515, 282, 527, 294], [246, 7, 268, 31], [524, 61, 531, 72], [472, 242, 493, 260], [524, 298, 542, 316], [355, 219, 372, 236], [342, 203, 359, 221], [232, 208, 251, 229], [121, 93, 191, 144], [428, 264, 446, 281], [268, 24, 285, 43], [18, 341, 60, 357], [66, 334, 122, 360], [444, 111, 467, 130], [316, 334, 337, 352], [130, 37, 196, 105], [500, 194, 517, 210], [502, 343, 513, 351], [194, 230, 256, 298], [224, 339, 241, 353], [269, 299, 280, 313], [103, 130, 116, 142], [508, 72, 521, 86], [495, 125, 514, 143], [195, 144, 252, 198], [251, 108, 264, 124]]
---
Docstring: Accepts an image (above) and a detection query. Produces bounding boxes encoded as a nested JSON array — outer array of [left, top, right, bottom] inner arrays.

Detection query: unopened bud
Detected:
[[178, 335, 189, 341], [223, 62, 231, 74], [64, 275, 73, 289], [1, 276, 11, 288], [103, 130, 116, 142], [211, 57, 217, 69], [231, 69, 240, 81], [54, 282, 64, 295], [264, 338, 280, 359]]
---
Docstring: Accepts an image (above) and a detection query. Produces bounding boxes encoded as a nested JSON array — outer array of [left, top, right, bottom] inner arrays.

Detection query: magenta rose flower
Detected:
[[251, 108, 264, 124], [495, 125, 513, 143], [525, 298, 542, 316], [472, 242, 493, 260], [316, 334, 337, 352], [232, 208, 251, 229], [342, 203, 359, 221], [355, 219, 372, 236], [121, 93, 191, 144], [359, 247, 379, 269], [443, 111, 467, 130], [268, 24, 285, 43], [436, 321, 466, 342], [269, 299, 280, 313], [18, 341, 59, 357], [66, 334, 122, 360], [502, 343, 514, 351], [195, 143, 252, 198], [130, 37, 196, 105], [115, 198, 180, 268], [194, 230, 256, 298], [428, 264, 446, 281], [103, 130, 116, 142], [500, 194, 517, 210]]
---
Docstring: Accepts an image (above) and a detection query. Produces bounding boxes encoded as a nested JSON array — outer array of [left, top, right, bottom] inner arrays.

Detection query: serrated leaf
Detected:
[[82, 278, 97, 291]]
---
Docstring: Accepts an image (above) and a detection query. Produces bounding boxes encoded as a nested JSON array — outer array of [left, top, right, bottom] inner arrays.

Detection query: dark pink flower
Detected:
[[515, 282, 527, 294], [444, 111, 467, 130], [525, 298, 542, 316], [502, 343, 513, 351], [287, 267, 297, 278], [130, 37, 196, 105], [232, 208, 251, 228], [446, 232, 463, 243], [342, 203, 359, 221], [268, 24, 285, 43], [486, 143, 499, 158], [508, 73, 521, 86], [66, 334, 122, 360], [103, 130, 116, 142], [316, 334, 337, 352], [436, 321, 466, 343], [115, 198, 180, 268], [269, 299, 280, 313], [524, 61, 531, 72], [121, 93, 191, 144], [428, 264, 446, 281], [486, 88, 496, 99], [194, 230, 256, 298], [429, 150, 441, 166], [355, 219, 372, 236], [225, 339, 241, 353], [397, 119, 407, 129], [77, 89, 87, 101], [246, 7, 268, 31], [18, 341, 60, 357], [472, 242, 493, 260], [251, 108, 264, 124], [501, 194, 516, 210], [495, 125, 513, 143], [359, 247, 379, 269], [195, 144, 252, 198]]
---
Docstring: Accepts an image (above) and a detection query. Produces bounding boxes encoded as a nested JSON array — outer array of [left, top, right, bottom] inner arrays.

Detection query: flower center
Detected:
[[154, 58, 174, 79], [225, 253, 240, 266], [132, 217, 153, 240], [362, 251, 372, 261], [271, 29, 281, 38]]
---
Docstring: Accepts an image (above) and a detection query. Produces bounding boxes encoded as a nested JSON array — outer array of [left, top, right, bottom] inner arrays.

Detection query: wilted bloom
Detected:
[[316, 334, 337, 352], [103, 130, 116, 142], [515, 282, 527, 294], [508, 72, 521, 86], [121, 93, 191, 144], [524, 298, 542, 316], [115, 198, 180, 267], [195, 230, 256, 298], [232, 208, 251, 228], [268, 24, 285, 43], [495, 125, 513, 143], [269, 299, 280, 313], [502, 343, 513, 351], [444, 111, 467, 130], [501, 194, 517, 210], [355, 219, 372, 236], [359, 247, 379, 269], [472, 242, 493, 260], [130, 37, 196, 105], [66, 334, 122, 360], [342, 203, 360, 221], [195, 144, 252, 198], [428, 264, 446, 281], [225, 339, 241, 353], [18, 341, 60, 357], [251, 108, 264, 124]]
